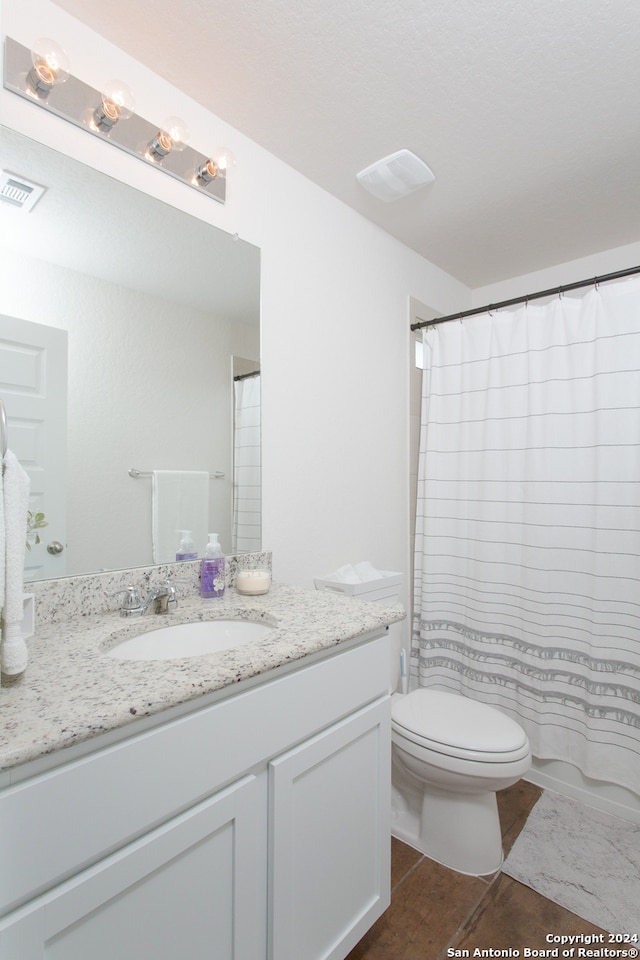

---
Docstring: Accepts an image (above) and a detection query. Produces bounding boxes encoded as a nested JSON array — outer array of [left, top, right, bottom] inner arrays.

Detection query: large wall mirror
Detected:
[[0, 126, 261, 582]]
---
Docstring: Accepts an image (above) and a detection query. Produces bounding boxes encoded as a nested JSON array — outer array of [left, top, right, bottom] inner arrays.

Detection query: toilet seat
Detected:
[[392, 689, 530, 763]]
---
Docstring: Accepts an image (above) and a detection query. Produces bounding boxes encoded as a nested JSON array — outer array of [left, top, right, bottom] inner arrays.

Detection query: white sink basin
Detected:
[[106, 619, 273, 661]]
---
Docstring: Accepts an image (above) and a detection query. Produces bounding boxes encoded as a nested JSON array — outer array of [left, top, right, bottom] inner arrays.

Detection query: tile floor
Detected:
[[346, 780, 608, 960]]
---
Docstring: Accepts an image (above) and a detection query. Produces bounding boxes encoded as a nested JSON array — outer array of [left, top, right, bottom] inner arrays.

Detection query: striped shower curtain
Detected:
[[412, 276, 640, 795], [232, 374, 261, 554]]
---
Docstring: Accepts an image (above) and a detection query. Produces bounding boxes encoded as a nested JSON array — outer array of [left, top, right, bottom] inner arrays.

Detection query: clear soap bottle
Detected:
[[200, 533, 225, 599], [175, 530, 198, 561]]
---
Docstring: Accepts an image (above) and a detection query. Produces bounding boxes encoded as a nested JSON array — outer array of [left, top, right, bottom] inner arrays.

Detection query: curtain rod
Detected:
[[410, 264, 640, 331], [234, 369, 260, 381]]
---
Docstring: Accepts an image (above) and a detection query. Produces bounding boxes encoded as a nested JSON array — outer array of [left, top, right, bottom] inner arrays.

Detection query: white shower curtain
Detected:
[[232, 374, 261, 554], [413, 276, 640, 795]]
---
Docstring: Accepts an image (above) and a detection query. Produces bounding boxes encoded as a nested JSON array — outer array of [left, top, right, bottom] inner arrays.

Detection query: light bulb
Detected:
[[93, 79, 135, 132], [212, 146, 236, 174], [27, 38, 70, 99], [196, 147, 237, 185], [147, 116, 189, 160]]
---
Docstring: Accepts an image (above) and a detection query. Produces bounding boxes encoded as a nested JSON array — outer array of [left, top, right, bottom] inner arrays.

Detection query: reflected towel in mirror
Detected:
[[152, 471, 209, 564]]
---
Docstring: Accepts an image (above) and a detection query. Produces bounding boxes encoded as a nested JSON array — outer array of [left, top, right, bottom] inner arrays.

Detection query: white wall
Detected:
[[472, 240, 640, 307], [0, 0, 471, 606]]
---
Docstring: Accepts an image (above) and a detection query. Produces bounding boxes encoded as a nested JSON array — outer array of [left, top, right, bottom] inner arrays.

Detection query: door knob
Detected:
[[47, 540, 65, 555]]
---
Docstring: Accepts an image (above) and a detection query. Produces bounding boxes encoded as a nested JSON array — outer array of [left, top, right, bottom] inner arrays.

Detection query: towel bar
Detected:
[[128, 467, 225, 480]]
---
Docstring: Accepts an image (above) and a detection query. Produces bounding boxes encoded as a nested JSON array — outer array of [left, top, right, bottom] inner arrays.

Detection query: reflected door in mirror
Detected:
[[0, 315, 67, 580]]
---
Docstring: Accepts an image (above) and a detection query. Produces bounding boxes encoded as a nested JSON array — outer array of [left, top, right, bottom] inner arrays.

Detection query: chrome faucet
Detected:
[[111, 578, 180, 617], [141, 579, 178, 615]]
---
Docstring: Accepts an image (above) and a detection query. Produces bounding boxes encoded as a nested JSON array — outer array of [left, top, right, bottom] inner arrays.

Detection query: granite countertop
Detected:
[[0, 582, 404, 775]]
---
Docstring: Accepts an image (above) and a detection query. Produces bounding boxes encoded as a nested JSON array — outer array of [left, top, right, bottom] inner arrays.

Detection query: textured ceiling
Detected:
[[53, 0, 640, 287]]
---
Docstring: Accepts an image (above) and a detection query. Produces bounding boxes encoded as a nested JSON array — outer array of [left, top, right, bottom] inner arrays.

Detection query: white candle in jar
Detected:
[[235, 569, 271, 595]]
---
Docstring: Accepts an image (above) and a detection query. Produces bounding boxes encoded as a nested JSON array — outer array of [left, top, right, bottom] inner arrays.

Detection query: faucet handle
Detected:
[[110, 585, 143, 617], [161, 577, 183, 607]]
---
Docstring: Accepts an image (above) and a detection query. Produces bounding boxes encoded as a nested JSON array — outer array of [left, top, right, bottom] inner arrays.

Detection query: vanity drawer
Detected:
[[0, 632, 389, 917]]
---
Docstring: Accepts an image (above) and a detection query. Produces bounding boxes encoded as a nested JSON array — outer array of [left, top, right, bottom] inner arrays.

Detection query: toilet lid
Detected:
[[392, 689, 528, 755]]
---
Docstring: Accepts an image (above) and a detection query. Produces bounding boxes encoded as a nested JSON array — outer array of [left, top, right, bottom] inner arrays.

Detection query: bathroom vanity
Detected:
[[0, 579, 402, 960]]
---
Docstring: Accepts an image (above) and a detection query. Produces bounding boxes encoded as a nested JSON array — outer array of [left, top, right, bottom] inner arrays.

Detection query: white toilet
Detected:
[[388, 618, 531, 875], [391, 687, 531, 875]]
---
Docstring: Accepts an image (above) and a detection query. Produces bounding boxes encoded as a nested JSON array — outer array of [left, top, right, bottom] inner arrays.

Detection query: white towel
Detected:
[[323, 562, 386, 584], [353, 561, 384, 582], [0, 454, 4, 612], [1, 450, 30, 676], [152, 470, 209, 563], [327, 564, 361, 584]]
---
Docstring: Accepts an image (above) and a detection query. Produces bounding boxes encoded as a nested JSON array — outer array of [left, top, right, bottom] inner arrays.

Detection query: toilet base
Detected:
[[424, 784, 503, 875], [391, 763, 504, 876]]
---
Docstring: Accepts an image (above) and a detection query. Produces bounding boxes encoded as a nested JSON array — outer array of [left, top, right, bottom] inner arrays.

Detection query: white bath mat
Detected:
[[502, 791, 640, 933]]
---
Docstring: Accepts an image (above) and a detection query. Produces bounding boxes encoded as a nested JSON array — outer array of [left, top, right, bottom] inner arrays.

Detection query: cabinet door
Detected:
[[269, 697, 391, 960], [0, 775, 261, 960]]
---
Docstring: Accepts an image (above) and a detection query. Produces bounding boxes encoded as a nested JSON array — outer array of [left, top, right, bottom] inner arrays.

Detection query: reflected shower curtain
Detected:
[[412, 276, 640, 795], [232, 374, 261, 554]]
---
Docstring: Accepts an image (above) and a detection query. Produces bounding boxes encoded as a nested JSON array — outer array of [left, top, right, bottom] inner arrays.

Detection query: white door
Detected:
[[0, 315, 67, 579]]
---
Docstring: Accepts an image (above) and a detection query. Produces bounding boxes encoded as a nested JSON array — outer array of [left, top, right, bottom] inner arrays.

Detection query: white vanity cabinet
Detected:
[[0, 632, 391, 960], [269, 698, 390, 960], [0, 775, 263, 960]]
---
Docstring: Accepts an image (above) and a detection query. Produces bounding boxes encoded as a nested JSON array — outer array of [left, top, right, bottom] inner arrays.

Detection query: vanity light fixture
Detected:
[[195, 146, 236, 185], [92, 79, 135, 133], [26, 37, 70, 99], [4, 37, 231, 204], [147, 116, 190, 160]]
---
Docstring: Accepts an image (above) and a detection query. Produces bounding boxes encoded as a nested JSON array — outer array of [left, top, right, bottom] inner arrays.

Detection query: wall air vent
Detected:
[[0, 171, 46, 212]]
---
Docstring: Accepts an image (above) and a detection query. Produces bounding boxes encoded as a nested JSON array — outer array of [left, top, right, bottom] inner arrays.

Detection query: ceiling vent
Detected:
[[356, 149, 435, 202], [0, 171, 46, 212]]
